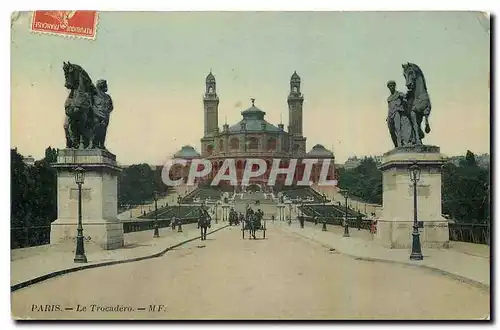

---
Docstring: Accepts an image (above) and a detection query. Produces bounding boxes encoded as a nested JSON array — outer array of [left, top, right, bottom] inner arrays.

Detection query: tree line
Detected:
[[336, 151, 490, 224], [11, 147, 58, 248], [11, 148, 169, 248], [117, 164, 169, 210]]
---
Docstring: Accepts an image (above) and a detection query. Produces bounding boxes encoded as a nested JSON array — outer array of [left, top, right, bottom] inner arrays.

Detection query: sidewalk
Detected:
[[273, 220, 490, 288], [11, 222, 228, 289]]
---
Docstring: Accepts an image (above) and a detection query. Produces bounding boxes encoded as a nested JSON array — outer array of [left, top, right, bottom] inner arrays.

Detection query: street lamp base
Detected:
[[74, 254, 87, 263], [410, 231, 424, 260], [154, 231, 160, 238], [322, 223, 327, 231], [178, 227, 183, 233], [410, 252, 423, 261], [343, 227, 350, 238]]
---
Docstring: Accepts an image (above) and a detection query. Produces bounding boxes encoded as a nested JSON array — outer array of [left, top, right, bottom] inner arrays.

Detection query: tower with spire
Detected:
[[203, 70, 219, 137], [287, 71, 306, 155]]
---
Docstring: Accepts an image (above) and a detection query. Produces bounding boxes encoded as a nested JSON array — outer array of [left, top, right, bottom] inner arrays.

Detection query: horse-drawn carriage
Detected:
[[242, 208, 266, 239]]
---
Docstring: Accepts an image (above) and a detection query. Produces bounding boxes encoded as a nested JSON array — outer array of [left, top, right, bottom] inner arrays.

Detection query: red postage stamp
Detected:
[[30, 11, 98, 40]]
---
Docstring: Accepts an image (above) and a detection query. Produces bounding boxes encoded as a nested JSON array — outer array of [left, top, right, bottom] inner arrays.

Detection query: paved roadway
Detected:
[[11, 223, 489, 320]]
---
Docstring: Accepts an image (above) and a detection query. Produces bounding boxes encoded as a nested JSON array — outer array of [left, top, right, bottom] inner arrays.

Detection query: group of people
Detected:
[[228, 208, 243, 226], [243, 206, 265, 231], [170, 216, 183, 231]]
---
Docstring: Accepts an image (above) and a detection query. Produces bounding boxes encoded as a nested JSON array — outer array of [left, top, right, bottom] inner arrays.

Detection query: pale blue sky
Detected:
[[11, 11, 490, 164]]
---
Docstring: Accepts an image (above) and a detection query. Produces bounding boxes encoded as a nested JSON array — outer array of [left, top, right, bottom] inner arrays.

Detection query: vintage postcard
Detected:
[[10, 11, 490, 320]]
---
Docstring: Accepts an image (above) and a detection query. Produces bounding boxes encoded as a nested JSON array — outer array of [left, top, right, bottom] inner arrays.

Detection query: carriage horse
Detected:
[[242, 208, 267, 239]]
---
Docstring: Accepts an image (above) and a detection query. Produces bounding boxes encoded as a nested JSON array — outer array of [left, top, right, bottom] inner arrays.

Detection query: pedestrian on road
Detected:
[[299, 215, 305, 228], [370, 219, 377, 234]]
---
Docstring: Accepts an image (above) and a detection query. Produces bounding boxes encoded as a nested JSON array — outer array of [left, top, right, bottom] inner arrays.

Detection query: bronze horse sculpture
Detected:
[[63, 62, 96, 149], [63, 62, 113, 149], [402, 62, 431, 145], [387, 63, 432, 148]]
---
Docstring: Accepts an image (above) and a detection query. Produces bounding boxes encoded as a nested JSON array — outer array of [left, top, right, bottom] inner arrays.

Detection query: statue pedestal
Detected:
[[375, 146, 449, 249], [51, 149, 124, 250]]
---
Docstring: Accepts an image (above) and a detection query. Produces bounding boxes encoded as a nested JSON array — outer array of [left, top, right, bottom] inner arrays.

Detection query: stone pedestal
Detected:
[[375, 146, 449, 249], [51, 149, 124, 250]]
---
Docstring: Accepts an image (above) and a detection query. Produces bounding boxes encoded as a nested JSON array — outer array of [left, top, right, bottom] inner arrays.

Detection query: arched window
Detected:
[[293, 86, 298, 93], [248, 137, 259, 150], [219, 139, 224, 151], [208, 86, 214, 93], [293, 144, 300, 152], [267, 138, 277, 151], [230, 138, 239, 150], [206, 144, 213, 154]]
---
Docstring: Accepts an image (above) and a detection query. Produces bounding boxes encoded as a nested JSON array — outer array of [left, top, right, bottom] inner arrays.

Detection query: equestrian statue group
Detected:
[[386, 63, 432, 148], [63, 62, 114, 150]]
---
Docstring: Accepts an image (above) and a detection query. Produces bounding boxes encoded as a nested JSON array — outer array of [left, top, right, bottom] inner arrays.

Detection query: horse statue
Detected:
[[402, 63, 431, 145], [197, 208, 211, 241], [63, 61, 96, 149], [63, 62, 114, 149]]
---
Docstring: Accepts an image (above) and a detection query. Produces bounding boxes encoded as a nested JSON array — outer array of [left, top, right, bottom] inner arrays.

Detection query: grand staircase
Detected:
[[182, 186, 223, 203]]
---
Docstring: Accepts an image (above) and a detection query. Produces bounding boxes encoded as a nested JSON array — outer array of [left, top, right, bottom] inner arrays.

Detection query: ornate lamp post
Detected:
[[214, 202, 219, 224], [321, 194, 328, 231], [341, 189, 350, 237], [74, 166, 87, 263], [409, 163, 423, 260], [288, 204, 292, 226], [177, 195, 183, 232], [153, 191, 159, 238]]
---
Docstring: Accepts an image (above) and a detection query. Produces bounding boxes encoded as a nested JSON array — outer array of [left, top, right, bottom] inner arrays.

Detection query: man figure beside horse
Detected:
[[92, 79, 113, 149], [386, 80, 410, 148]]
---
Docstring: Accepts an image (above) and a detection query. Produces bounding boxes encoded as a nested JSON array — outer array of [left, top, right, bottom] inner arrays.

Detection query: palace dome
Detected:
[[174, 145, 201, 159], [306, 144, 334, 157], [228, 102, 281, 133]]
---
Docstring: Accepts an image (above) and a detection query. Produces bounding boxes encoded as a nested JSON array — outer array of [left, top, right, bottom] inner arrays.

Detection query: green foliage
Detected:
[[337, 157, 382, 204], [442, 151, 490, 224], [11, 147, 170, 248], [11, 147, 58, 248], [118, 164, 168, 207]]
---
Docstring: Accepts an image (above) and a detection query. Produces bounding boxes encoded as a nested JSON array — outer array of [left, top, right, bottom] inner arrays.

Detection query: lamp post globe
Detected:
[[75, 166, 85, 185], [73, 166, 87, 263], [409, 162, 423, 260]]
